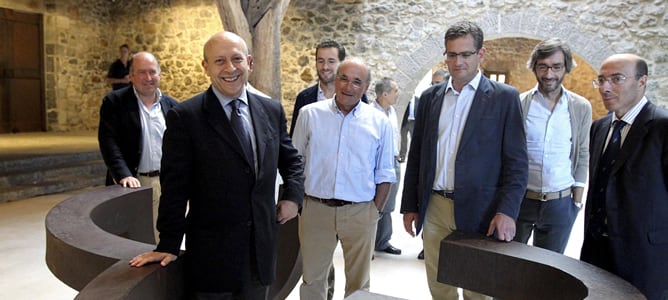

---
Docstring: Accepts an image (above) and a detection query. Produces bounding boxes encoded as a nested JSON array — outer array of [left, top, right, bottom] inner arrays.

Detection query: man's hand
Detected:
[[119, 176, 141, 188], [403, 212, 419, 237], [276, 200, 299, 224], [486, 213, 516, 242], [129, 251, 177, 267]]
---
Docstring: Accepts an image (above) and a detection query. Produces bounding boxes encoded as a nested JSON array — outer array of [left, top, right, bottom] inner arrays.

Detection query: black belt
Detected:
[[307, 195, 355, 207], [432, 189, 455, 199], [137, 170, 160, 177]]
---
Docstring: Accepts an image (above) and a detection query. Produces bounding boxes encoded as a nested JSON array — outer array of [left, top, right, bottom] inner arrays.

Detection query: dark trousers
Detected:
[[514, 196, 579, 253], [580, 233, 616, 274], [399, 120, 414, 159]]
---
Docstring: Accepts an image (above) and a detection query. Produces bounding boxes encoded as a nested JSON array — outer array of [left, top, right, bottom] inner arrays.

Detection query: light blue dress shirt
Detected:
[[292, 98, 396, 202]]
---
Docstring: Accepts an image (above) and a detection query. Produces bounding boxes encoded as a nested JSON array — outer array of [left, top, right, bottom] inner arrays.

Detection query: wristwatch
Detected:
[[574, 201, 584, 210]]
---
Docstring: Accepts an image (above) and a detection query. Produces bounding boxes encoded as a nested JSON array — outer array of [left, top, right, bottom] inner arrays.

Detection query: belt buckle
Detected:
[[538, 192, 549, 201]]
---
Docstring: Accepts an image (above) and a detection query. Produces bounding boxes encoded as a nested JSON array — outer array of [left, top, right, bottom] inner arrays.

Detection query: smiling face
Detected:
[[129, 52, 160, 99], [334, 59, 370, 113], [534, 51, 566, 95], [202, 32, 253, 99], [316, 47, 341, 84]]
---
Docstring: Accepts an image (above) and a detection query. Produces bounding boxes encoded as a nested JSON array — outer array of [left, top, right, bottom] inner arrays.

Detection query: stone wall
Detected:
[[0, 0, 221, 131], [1, 0, 666, 131], [281, 0, 668, 126]]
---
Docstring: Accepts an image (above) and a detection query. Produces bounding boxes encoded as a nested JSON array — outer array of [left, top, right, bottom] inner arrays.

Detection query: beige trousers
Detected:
[[423, 193, 491, 300], [299, 196, 379, 299], [137, 175, 161, 244]]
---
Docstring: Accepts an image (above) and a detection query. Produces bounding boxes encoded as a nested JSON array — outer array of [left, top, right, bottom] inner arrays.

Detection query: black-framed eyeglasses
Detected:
[[535, 64, 564, 73], [444, 50, 479, 61], [592, 74, 627, 88]]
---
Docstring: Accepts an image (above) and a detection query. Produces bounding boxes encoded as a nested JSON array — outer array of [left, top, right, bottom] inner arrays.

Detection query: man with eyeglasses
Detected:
[[581, 53, 668, 300], [401, 21, 527, 300], [292, 57, 396, 299], [513, 38, 592, 254]]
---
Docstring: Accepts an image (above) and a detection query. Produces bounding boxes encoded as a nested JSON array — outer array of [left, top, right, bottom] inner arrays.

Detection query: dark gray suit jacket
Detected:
[[156, 86, 304, 293], [400, 76, 528, 235], [582, 101, 668, 300], [98, 85, 179, 185]]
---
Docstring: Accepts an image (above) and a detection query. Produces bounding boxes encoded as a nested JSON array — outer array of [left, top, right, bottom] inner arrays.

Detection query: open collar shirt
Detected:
[[135, 87, 165, 173], [525, 87, 574, 193], [433, 71, 481, 190], [292, 98, 396, 202]]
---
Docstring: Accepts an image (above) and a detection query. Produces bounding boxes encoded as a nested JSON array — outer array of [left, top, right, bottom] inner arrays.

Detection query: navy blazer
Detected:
[[289, 83, 368, 136], [156, 86, 304, 293], [582, 101, 668, 300], [98, 85, 179, 185], [400, 76, 528, 235]]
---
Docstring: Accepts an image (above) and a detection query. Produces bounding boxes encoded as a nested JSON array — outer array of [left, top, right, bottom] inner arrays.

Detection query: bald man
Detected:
[[129, 31, 304, 299], [581, 53, 668, 300], [98, 51, 179, 242], [292, 58, 396, 299]]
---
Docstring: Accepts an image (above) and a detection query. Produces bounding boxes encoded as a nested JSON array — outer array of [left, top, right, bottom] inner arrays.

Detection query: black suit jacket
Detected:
[[156, 86, 304, 293], [289, 83, 368, 136], [98, 86, 179, 185], [582, 101, 668, 300], [400, 76, 528, 234]]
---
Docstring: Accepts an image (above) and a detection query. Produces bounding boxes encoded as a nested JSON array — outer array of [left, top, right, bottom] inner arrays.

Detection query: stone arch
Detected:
[[390, 11, 616, 116]]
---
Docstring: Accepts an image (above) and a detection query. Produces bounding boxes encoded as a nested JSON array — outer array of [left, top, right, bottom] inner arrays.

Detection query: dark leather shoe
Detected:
[[382, 245, 402, 255], [417, 249, 424, 260]]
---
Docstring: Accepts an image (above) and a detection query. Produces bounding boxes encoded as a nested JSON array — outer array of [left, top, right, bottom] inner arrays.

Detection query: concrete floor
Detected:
[[0, 132, 584, 299]]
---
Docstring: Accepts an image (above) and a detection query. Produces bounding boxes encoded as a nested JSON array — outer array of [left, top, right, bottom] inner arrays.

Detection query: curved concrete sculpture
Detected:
[[439, 231, 645, 300], [45, 185, 302, 299], [46, 185, 645, 299]]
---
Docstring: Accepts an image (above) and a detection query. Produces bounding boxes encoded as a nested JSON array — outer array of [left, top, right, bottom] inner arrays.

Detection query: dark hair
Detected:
[[316, 40, 346, 61], [527, 38, 577, 73], [120, 44, 129, 50], [635, 58, 648, 79], [445, 21, 484, 51], [374, 77, 395, 95]]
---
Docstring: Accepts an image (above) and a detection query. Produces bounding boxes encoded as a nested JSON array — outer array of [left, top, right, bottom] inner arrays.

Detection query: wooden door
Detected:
[[0, 8, 44, 133]]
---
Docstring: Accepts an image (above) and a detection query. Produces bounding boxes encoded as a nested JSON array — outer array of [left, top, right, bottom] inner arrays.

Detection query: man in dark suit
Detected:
[[98, 51, 179, 241], [400, 21, 528, 300], [129, 31, 305, 299], [581, 53, 668, 300], [289, 40, 367, 136]]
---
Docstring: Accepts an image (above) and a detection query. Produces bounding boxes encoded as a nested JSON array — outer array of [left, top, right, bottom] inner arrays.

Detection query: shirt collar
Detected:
[[329, 97, 363, 116], [132, 87, 162, 105], [212, 85, 249, 108], [614, 96, 648, 125], [530, 84, 567, 105], [445, 69, 482, 93]]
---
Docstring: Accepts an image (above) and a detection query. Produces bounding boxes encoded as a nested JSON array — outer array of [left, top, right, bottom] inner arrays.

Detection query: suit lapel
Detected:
[[590, 114, 613, 183], [248, 92, 270, 176], [612, 102, 653, 175], [202, 88, 249, 163], [458, 76, 492, 151]]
